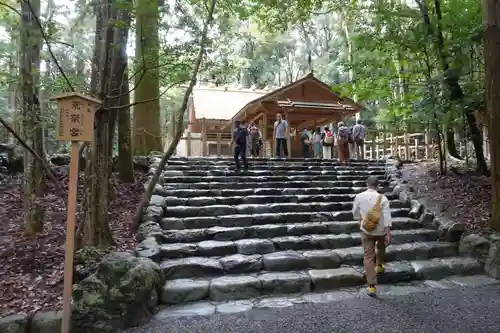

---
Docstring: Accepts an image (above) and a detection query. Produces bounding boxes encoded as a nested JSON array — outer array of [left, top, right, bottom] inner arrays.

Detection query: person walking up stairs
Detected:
[[352, 175, 391, 297]]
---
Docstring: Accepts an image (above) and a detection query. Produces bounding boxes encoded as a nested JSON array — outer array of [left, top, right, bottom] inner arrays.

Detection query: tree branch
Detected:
[[131, 0, 217, 233], [0, 116, 66, 199]]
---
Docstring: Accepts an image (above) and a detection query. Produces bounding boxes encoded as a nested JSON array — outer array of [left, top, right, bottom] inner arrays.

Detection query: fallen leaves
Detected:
[[402, 161, 491, 233], [0, 168, 147, 317]]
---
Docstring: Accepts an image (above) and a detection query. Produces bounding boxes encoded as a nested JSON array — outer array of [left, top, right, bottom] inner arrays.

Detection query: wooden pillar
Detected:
[[371, 134, 376, 160], [394, 134, 399, 158], [414, 138, 418, 160], [187, 131, 192, 156], [424, 132, 430, 159], [375, 135, 380, 159], [201, 118, 207, 156], [382, 128, 387, 157], [284, 109, 292, 158], [404, 132, 410, 160], [262, 113, 269, 157], [216, 133, 221, 156]]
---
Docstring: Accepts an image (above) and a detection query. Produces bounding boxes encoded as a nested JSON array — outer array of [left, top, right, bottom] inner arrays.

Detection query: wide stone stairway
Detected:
[[139, 157, 490, 317]]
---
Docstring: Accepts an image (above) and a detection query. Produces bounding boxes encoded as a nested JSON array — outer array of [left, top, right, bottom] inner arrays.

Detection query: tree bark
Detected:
[[131, 0, 218, 232], [21, 0, 45, 236], [484, 0, 500, 230], [132, 0, 162, 154]]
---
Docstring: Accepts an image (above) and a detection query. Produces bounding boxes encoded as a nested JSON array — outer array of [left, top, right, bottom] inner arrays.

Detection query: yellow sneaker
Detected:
[[376, 264, 385, 274], [367, 285, 376, 297]]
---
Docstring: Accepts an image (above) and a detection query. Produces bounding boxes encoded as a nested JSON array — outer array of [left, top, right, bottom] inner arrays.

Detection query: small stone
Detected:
[[459, 234, 491, 264], [155, 303, 215, 319], [135, 237, 161, 262], [263, 251, 309, 271], [408, 200, 424, 219], [0, 314, 29, 333], [197, 240, 236, 257], [161, 279, 210, 304], [216, 300, 254, 314], [209, 275, 262, 301], [302, 250, 341, 269], [160, 243, 198, 259], [259, 272, 311, 295], [308, 267, 363, 291], [411, 259, 452, 280], [136, 221, 162, 242], [31, 311, 62, 333], [149, 195, 166, 208], [219, 254, 263, 273], [235, 239, 275, 255]]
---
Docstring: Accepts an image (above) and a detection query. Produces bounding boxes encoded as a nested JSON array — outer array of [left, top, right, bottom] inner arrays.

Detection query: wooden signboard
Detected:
[[53, 93, 100, 142], [50, 92, 101, 333]]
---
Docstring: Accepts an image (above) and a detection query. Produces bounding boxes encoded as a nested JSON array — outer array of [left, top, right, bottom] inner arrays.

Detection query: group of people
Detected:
[[299, 120, 366, 161], [229, 113, 367, 171]]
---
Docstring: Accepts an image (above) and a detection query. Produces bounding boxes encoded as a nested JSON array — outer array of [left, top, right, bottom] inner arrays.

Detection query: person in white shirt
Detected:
[[352, 176, 392, 297]]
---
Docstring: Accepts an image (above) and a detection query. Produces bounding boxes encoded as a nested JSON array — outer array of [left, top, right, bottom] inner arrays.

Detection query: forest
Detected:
[[1, 0, 500, 319]]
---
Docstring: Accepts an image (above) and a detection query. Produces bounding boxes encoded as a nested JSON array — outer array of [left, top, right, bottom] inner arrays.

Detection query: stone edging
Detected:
[[384, 157, 500, 280], [0, 311, 62, 333]]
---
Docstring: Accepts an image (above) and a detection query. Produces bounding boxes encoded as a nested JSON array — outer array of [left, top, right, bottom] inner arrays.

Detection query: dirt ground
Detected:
[[0, 167, 147, 316], [401, 160, 491, 233]]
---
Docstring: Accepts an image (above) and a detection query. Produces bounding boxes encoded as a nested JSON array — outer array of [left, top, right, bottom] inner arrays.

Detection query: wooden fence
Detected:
[[167, 130, 443, 160]]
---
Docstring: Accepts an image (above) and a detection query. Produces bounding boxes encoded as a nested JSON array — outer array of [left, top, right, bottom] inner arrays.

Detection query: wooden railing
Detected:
[[165, 130, 441, 160]]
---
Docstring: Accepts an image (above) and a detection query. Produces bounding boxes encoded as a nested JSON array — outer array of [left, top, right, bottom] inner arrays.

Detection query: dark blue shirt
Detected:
[[233, 127, 248, 146]]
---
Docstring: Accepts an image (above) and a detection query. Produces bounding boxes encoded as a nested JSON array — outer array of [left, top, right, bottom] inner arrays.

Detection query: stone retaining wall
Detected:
[[385, 158, 500, 280]]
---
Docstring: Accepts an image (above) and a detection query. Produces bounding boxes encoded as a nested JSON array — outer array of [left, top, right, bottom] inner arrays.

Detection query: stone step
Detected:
[[156, 241, 459, 280], [166, 158, 386, 165], [160, 203, 408, 219], [146, 229, 438, 261], [161, 180, 390, 190], [163, 165, 387, 171], [154, 187, 394, 198], [153, 209, 410, 228], [159, 193, 399, 207], [163, 170, 387, 177], [156, 274, 500, 317], [162, 174, 388, 184], [157, 217, 423, 243], [159, 256, 481, 304]]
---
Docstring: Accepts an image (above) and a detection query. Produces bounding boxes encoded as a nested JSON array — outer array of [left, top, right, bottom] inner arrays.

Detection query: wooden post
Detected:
[[284, 109, 292, 158], [262, 112, 269, 157], [404, 132, 410, 160], [414, 138, 418, 160], [382, 128, 387, 157], [216, 133, 221, 156], [201, 118, 207, 156], [371, 134, 376, 160], [394, 134, 399, 158], [51, 93, 99, 333], [187, 131, 192, 156], [424, 132, 430, 159]]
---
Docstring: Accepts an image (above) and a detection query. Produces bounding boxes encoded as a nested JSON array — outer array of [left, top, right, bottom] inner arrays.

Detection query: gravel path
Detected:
[[125, 284, 500, 333]]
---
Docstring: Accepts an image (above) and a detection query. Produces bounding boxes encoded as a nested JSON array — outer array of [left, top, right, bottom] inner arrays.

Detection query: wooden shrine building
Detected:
[[177, 73, 363, 157]]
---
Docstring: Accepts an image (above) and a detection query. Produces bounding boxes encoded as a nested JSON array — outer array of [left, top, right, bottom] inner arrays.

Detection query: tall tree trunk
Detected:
[[132, 0, 162, 155], [116, 2, 134, 182], [79, 0, 122, 247], [21, 0, 45, 236], [432, 0, 487, 172], [484, 0, 500, 230]]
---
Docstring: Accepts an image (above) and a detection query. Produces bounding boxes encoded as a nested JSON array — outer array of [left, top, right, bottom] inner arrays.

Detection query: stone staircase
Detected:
[[138, 157, 487, 313]]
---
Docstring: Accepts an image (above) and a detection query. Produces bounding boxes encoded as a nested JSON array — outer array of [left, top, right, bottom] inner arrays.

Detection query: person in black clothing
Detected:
[[229, 120, 249, 171], [300, 128, 311, 158]]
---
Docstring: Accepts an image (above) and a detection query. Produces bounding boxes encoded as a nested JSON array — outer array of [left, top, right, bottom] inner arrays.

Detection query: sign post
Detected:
[[50, 93, 101, 333]]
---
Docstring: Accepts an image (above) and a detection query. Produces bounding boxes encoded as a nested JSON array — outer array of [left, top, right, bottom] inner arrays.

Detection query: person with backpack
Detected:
[[352, 119, 366, 160], [312, 127, 322, 158], [228, 120, 249, 171], [336, 121, 350, 163], [352, 176, 392, 297], [248, 123, 262, 157], [321, 126, 334, 159], [300, 128, 311, 158]]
